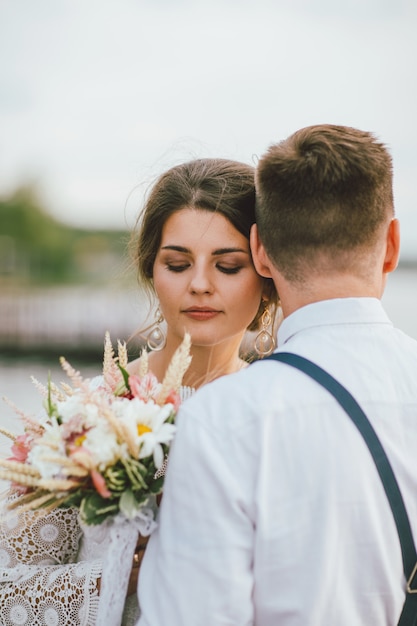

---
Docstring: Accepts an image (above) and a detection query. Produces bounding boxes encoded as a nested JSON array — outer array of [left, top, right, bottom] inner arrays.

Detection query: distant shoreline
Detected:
[[1, 263, 416, 361], [0, 339, 145, 364]]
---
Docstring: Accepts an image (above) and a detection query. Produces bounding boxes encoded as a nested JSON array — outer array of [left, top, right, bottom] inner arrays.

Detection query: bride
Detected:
[[0, 157, 279, 625]]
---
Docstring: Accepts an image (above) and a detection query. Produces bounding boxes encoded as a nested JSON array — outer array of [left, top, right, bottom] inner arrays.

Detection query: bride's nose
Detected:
[[189, 265, 214, 294]]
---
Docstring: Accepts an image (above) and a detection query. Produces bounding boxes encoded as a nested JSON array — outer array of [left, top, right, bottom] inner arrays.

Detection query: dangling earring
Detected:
[[254, 304, 275, 357], [146, 307, 166, 351]]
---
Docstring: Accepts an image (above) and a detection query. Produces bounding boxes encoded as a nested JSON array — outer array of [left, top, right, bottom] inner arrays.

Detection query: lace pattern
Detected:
[[0, 504, 101, 626], [0, 560, 101, 626], [0, 506, 82, 568]]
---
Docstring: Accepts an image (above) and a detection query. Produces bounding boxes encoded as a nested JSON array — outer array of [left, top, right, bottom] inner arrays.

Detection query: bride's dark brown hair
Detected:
[[131, 158, 277, 331]]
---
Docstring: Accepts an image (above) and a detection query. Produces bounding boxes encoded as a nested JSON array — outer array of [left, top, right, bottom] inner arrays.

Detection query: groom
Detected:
[[137, 125, 417, 625]]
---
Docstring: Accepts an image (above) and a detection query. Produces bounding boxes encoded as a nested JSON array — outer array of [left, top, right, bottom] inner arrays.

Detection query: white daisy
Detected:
[[117, 400, 176, 468]]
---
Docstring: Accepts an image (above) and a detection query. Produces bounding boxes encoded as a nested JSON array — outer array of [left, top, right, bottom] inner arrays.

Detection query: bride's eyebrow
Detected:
[[160, 246, 248, 255], [160, 245, 189, 252], [213, 248, 249, 256]]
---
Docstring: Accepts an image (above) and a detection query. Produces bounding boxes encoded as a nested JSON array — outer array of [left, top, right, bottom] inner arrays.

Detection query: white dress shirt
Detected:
[[137, 298, 417, 626]]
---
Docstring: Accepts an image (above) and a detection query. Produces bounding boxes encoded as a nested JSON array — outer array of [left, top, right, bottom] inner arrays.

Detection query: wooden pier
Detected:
[[0, 286, 150, 358]]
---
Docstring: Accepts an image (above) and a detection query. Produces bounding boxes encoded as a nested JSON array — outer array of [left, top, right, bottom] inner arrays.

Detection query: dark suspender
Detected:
[[264, 352, 417, 625]]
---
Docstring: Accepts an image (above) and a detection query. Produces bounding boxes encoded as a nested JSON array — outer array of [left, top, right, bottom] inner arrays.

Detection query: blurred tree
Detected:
[[0, 185, 131, 285]]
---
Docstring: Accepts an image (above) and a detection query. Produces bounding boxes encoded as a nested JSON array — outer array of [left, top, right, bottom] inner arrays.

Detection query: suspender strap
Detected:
[[265, 352, 417, 625]]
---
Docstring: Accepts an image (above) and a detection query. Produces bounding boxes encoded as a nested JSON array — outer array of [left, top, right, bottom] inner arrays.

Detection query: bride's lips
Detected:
[[182, 307, 221, 321]]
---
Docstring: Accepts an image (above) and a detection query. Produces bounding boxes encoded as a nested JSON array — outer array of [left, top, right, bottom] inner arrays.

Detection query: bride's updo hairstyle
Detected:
[[132, 158, 278, 331]]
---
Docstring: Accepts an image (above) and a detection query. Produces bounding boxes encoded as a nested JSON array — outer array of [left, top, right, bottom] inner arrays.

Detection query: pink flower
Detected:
[[11, 484, 29, 495], [163, 390, 181, 412], [91, 469, 112, 499], [8, 434, 32, 463], [128, 373, 159, 401]]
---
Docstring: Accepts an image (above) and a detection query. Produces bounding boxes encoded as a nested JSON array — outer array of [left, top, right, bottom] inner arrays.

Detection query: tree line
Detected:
[[0, 186, 133, 286]]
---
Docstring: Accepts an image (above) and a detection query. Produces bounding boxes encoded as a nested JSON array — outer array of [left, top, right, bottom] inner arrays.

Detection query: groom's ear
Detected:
[[250, 224, 274, 278], [383, 218, 400, 274]]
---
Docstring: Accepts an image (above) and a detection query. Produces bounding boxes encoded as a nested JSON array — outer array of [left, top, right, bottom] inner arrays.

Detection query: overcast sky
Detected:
[[1, 0, 416, 258]]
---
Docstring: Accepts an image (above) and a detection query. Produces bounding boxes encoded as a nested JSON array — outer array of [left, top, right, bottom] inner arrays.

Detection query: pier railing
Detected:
[[0, 286, 149, 357]]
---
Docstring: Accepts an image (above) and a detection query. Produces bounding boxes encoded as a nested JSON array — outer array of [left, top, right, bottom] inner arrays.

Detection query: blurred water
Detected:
[[381, 266, 417, 339], [0, 360, 100, 472], [0, 267, 416, 460]]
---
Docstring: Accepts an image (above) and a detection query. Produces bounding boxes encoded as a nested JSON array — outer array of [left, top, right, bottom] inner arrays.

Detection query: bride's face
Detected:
[[152, 207, 263, 349]]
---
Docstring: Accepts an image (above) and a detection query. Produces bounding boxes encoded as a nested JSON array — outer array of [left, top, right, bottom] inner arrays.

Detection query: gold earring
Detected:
[[254, 305, 275, 357], [146, 307, 166, 351]]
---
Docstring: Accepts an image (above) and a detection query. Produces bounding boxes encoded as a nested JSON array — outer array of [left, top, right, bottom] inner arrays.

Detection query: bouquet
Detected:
[[0, 331, 191, 523], [0, 332, 191, 625]]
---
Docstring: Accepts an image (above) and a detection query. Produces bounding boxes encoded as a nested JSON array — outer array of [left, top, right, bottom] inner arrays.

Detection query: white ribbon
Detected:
[[95, 502, 157, 626]]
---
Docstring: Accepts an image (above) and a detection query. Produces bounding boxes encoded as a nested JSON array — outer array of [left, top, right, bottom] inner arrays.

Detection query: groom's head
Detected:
[[255, 124, 395, 285]]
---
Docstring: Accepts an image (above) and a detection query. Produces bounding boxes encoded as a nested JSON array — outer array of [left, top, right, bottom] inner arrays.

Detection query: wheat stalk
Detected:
[[20, 416, 45, 437], [103, 330, 115, 372], [10, 492, 57, 512], [103, 412, 139, 458], [6, 492, 72, 516], [0, 470, 41, 487], [59, 357, 84, 388], [2, 396, 30, 421], [0, 467, 79, 491], [101, 407, 126, 441], [136, 349, 149, 378], [39, 455, 79, 467], [6, 489, 50, 509], [31, 376, 68, 402], [38, 477, 80, 490], [0, 459, 41, 476], [59, 382, 74, 396], [102, 331, 125, 389], [30, 376, 48, 398], [0, 427, 17, 442], [101, 406, 141, 459], [117, 339, 128, 369], [69, 450, 95, 470], [157, 332, 192, 404], [118, 421, 139, 459], [61, 466, 89, 477], [39, 456, 89, 477], [41, 494, 73, 513]]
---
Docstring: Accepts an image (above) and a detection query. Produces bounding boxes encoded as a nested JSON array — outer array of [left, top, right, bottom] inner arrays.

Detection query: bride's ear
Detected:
[[250, 224, 273, 278]]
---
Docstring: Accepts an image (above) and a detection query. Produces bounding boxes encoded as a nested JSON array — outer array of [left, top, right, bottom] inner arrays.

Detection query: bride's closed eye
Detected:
[[166, 263, 190, 273], [216, 264, 243, 275], [166, 263, 242, 275]]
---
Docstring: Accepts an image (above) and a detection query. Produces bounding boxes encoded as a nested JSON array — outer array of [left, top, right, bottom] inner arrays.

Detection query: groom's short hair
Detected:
[[255, 124, 394, 282]]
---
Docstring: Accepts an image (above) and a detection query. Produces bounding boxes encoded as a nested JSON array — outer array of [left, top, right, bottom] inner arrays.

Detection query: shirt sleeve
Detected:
[[137, 389, 259, 626]]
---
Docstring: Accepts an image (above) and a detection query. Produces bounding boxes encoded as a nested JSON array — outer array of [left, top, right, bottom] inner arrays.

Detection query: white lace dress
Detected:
[[0, 504, 100, 626], [0, 385, 195, 626]]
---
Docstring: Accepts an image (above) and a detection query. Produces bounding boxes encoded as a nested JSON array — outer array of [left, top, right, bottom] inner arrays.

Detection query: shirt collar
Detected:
[[277, 297, 393, 346]]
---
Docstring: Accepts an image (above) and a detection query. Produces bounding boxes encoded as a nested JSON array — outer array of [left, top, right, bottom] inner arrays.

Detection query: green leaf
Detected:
[[119, 489, 142, 519], [149, 476, 164, 494], [121, 457, 148, 490], [117, 364, 131, 391], [132, 490, 152, 506], [104, 464, 128, 492], [79, 492, 119, 525], [60, 491, 84, 508], [44, 373, 61, 424]]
